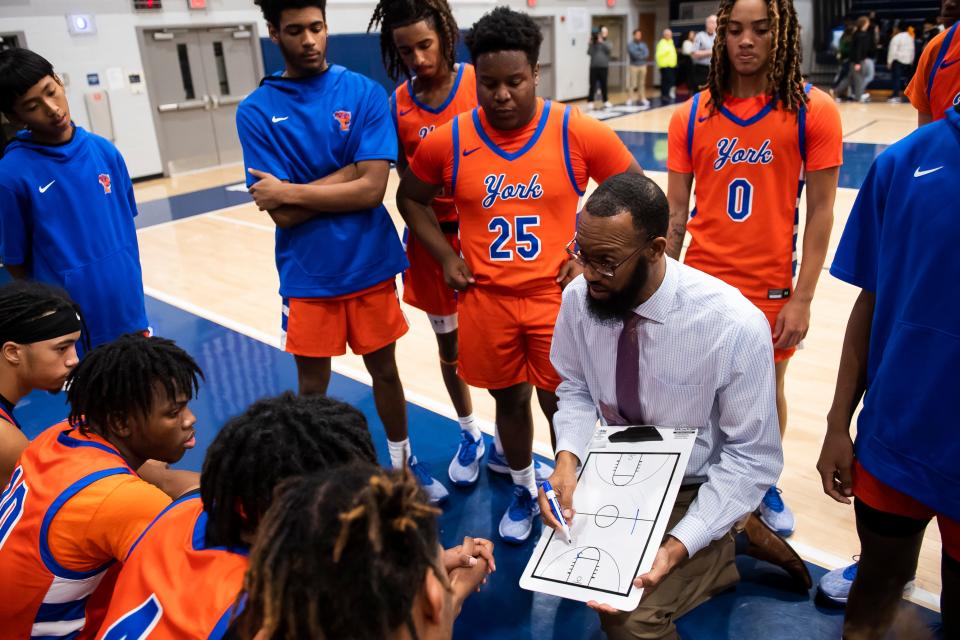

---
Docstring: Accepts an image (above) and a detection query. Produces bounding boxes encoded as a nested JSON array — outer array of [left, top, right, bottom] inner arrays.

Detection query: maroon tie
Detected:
[[616, 313, 644, 425]]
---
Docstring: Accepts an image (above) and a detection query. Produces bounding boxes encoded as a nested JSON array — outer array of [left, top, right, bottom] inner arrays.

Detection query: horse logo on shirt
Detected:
[[333, 110, 352, 131], [98, 173, 112, 195]]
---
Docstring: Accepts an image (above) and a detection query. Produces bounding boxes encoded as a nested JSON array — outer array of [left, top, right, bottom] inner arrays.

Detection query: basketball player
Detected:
[[0, 281, 83, 480], [397, 6, 641, 543], [0, 334, 202, 639], [0, 49, 149, 352], [370, 0, 551, 487], [666, 0, 842, 536], [905, 0, 960, 126], [818, 101, 960, 639], [238, 0, 446, 501]]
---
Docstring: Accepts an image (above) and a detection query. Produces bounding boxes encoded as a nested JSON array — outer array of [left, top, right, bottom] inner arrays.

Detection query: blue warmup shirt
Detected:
[[830, 106, 960, 521], [0, 126, 148, 349], [236, 64, 408, 298]]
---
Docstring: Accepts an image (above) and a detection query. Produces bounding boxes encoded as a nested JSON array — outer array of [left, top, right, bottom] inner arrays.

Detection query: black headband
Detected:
[[3, 306, 82, 346]]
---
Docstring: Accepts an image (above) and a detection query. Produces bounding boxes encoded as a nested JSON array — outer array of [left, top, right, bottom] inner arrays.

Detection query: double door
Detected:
[[142, 27, 260, 174]]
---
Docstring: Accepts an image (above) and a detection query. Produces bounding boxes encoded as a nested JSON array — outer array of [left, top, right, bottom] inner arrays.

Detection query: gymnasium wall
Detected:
[[0, 0, 668, 179]]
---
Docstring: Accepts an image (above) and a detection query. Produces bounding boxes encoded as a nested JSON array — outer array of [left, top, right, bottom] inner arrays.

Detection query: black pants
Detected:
[[660, 67, 675, 103], [890, 60, 909, 97], [589, 67, 609, 102], [691, 64, 710, 92], [845, 498, 957, 638]]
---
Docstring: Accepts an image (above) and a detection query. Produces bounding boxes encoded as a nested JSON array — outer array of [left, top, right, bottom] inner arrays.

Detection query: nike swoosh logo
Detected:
[[399, 107, 415, 116], [38, 180, 55, 193], [941, 57, 960, 69], [271, 116, 289, 123], [914, 166, 944, 177], [462, 147, 481, 157]]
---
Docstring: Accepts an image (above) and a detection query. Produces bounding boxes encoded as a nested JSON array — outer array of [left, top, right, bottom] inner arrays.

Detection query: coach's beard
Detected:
[[585, 256, 650, 325]]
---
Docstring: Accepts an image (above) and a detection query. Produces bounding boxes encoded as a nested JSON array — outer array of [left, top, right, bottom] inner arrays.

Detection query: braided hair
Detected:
[[66, 333, 203, 436], [465, 6, 543, 68], [200, 392, 376, 548], [0, 280, 88, 352], [706, 0, 808, 114], [240, 465, 444, 640], [368, 0, 459, 81]]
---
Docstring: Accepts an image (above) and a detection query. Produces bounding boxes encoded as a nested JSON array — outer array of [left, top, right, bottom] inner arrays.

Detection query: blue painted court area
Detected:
[[14, 295, 942, 639]]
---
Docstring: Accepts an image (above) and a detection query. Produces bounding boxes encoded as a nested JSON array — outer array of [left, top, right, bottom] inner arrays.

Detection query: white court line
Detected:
[[206, 212, 275, 233], [136, 203, 253, 233], [142, 285, 555, 459]]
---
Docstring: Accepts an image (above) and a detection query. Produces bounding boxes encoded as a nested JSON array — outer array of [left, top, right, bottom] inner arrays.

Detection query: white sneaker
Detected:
[[626, 99, 635, 106], [818, 558, 916, 605], [498, 486, 540, 543], [408, 456, 449, 505], [859, 94, 872, 103], [448, 430, 485, 486], [588, 102, 595, 111], [603, 101, 613, 109], [758, 486, 795, 536]]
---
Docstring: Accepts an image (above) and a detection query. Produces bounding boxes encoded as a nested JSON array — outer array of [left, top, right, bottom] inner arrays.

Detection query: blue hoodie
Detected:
[[0, 126, 148, 349]]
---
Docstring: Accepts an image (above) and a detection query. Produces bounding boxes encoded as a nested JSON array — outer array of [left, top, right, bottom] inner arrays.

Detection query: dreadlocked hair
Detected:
[[66, 333, 203, 436], [367, 0, 459, 81], [465, 6, 543, 68], [239, 464, 445, 640], [0, 280, 88, 352], [200, 392, 376, 548], [706, 0, 808, 114]]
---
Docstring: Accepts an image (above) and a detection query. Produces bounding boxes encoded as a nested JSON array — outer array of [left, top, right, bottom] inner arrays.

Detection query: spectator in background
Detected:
[[832, 21, 855, 99], [690, 14, 716, 91], [588, 26, 613, 109], [836, 16, 875, 102], [627, 29, 651, 109], [656, 28, 678, 105], [679, 30, 696, 96], [886, 23, 915, 103]]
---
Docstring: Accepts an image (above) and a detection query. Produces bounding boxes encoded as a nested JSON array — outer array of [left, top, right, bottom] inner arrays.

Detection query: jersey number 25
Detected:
[[488, 216, 542, 261]]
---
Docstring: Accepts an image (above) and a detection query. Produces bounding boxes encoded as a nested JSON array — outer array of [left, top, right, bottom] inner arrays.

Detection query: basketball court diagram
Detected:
[[528, 451, 681, 597]]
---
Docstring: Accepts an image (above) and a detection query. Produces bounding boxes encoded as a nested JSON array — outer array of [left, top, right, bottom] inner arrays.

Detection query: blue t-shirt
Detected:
[[236, 64, 408, 298], [830, 106, 960, 520], [0, 126, 148, 349]]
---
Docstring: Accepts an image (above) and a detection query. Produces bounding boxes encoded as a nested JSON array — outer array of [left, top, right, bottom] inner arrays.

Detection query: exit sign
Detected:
[[188, 0, 206, 8], [132, 0, 163, 9]]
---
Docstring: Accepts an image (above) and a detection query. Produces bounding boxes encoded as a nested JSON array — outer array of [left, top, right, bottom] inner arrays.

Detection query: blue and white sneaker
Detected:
[[487, 448, 554, 484], [448, 430, 486, 486], [818, 558, 916, 605], [758, 486, 795, 537], [408, 456, 449, 505], [498, 486, 541, 544]]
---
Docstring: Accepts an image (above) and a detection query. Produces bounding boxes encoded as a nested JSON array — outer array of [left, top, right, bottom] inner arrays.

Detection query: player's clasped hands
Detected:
[[445, 537, 496, 611]]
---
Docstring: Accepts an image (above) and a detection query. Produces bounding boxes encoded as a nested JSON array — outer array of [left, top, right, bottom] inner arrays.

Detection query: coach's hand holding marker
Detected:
[[538, 454, 579, 541], [542, 481, 574, 544]]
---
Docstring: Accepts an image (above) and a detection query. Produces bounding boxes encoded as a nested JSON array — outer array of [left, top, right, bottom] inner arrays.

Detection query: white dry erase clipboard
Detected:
[[519, 425, 696, 611]]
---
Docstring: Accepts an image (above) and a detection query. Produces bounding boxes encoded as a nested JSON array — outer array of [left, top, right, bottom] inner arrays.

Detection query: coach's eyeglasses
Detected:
[[565, 236, 648, 278]]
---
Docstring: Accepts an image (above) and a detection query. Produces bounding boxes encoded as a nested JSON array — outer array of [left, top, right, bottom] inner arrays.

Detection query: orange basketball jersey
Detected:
[[392, 63, 477, 223], [906, 22, 960, 121], [0, 424, 135, 639], [96, 495, 248, 640], [410, 98, 635, 295], [668, 86, 842, 302]]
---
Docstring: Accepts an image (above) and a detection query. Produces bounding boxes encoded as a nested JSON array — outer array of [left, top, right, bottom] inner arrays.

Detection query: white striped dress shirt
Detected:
[[550, 258, 783, 557]]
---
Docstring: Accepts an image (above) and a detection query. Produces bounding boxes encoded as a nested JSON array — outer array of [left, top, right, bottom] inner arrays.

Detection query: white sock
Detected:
[[387, 438, 410, 469], [494, 427, 505, 456], [457, 414, 482, 440], [510, 463, 537, 498]]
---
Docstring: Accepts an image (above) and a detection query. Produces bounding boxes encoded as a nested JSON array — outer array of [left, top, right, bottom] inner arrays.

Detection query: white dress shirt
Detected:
[[550, 259, 783, 557]]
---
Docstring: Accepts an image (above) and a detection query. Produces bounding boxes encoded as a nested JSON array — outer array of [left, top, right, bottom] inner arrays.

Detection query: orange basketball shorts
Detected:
[[402, 227, 460, 318], [457, 286, 562, 392], [281, 279, 408, 358], [753, 298, 796, 363], [853, 460, 960, 561]]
